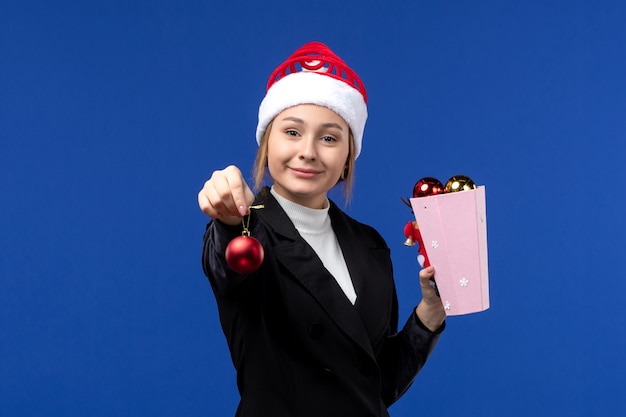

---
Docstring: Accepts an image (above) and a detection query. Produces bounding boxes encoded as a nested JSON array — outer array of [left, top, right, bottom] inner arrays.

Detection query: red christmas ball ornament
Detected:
[[413, 177, 445, 198], [226, 235, 264, 274]]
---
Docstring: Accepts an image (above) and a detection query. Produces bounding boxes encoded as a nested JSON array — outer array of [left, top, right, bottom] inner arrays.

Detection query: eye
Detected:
[[321, 135, 336, 143], [285, 129, 299, 137]]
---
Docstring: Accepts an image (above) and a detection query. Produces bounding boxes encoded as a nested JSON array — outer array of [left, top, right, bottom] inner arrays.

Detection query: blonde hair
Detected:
[[252, 120, 356, 202]]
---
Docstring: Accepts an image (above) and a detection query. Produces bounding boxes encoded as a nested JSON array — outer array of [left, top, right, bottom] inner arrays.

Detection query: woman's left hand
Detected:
[[415, 266, 446, 332]]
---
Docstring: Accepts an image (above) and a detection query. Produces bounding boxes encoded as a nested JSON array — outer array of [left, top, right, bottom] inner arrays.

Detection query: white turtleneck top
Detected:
[[270, 187, 357, 305]]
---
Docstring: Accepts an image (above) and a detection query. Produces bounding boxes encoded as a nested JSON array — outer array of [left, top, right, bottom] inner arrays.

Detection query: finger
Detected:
[[419, 266, 435, 282], [224, 171, 253, 217], [198, 169, 239, 218], [243, 184, 255, 209], [209, 176, 241, 217], [198, 166, 255, 219], [198, 189, 215, 217], [418, 266, 440, 300], [198, 176, 224, 218], [199, 182, 229, 218]]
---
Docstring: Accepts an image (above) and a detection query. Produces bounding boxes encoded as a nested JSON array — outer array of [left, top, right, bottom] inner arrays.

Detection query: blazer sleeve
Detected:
[[377, 307, 445, 406], [360, 224, 445, 406]]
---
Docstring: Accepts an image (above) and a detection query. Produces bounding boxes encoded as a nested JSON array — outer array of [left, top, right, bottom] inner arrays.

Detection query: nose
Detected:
[[298, 137, 317, 161]]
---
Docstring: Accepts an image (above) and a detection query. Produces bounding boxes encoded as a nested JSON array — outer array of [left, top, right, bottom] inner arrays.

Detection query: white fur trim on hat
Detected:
[[256, 71, 368, 158]]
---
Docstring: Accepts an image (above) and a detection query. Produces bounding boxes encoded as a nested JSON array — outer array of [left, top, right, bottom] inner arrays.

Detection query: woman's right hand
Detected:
[[198, 165, 256, 226]]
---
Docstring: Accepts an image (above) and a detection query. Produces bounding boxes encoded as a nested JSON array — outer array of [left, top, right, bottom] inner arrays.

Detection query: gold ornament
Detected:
[[444, 175, 477, 193]]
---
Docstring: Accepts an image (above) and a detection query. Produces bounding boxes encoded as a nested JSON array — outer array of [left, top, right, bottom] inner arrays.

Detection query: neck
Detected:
[[270, 185, 328, 209]]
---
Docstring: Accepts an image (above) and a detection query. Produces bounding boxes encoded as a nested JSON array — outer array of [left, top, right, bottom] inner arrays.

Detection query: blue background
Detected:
[[2, 0, 625, 415]]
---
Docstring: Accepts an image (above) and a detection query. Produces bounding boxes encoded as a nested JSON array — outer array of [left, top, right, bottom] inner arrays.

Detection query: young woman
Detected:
[[198, 41, 446, 417]]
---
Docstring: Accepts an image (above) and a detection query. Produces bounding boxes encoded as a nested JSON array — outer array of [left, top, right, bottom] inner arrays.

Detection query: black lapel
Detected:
[[254, 190, 377, 358], [329, 203, 395, 348]]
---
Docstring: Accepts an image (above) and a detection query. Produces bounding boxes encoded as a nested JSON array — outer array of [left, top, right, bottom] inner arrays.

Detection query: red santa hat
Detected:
[[256, 42, 368, 158]]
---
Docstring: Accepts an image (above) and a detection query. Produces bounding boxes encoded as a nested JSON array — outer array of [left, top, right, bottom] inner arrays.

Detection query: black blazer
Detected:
[[203, 188, 443, 417]]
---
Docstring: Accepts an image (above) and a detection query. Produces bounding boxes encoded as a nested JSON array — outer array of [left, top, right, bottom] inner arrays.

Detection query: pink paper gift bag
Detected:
[[410, 186, 489, 316]]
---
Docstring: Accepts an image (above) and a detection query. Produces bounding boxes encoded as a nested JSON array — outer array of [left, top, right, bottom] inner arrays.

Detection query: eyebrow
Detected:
[[280, 116, 344, 131]]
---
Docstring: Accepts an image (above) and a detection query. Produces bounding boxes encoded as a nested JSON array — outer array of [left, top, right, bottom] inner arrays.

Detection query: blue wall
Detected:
[[1, 1, 625, 415]]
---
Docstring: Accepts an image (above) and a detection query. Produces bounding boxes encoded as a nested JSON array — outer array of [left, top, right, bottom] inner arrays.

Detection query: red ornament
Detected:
[[413, 177, 445, 198], [403, 220, 431, 268], [226, 236, 264, 274]]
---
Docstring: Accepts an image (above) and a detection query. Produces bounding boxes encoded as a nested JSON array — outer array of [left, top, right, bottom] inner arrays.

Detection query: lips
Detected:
[[290, 167, 321, 178]]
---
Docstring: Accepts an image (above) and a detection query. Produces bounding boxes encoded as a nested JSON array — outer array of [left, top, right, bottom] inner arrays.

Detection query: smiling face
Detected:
[[266, 104, 351, 209]]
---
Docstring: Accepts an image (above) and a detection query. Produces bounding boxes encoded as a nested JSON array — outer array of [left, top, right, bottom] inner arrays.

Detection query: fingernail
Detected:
[[238, 205, 247, 216]]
